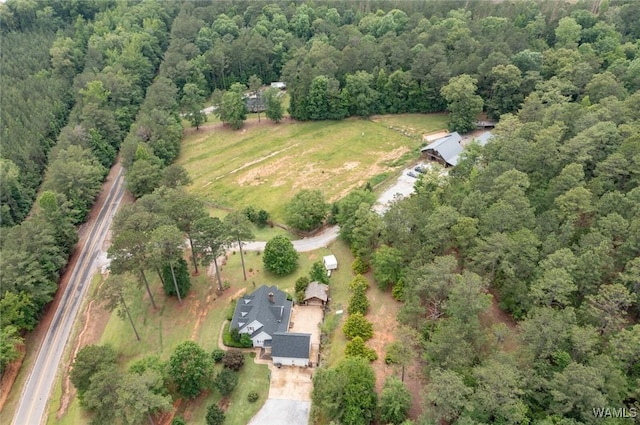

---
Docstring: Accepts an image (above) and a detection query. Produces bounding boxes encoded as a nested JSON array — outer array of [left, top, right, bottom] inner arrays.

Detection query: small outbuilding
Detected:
[[270, 81, 286, 90], [420, 132, 463, 167], [271, 332, 311, 367], [473, 131, 494, 146], [304, 282, 329, 306], [323, 255, 338, 271]]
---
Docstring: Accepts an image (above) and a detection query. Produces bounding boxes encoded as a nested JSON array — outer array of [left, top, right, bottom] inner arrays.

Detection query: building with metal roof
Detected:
[[420, 132, 464, 166]]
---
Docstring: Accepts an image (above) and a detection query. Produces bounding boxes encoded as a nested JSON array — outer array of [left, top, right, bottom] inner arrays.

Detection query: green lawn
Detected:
[[372, 113, 449, 138], [178, 114, 447, 222]]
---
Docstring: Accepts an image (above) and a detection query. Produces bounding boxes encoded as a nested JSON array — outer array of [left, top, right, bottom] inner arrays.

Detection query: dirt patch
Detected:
[[0, 344, 25, 412], [365, 286, 425, 420], [479, 290, 520, 352], [229, 144, 299, 179]]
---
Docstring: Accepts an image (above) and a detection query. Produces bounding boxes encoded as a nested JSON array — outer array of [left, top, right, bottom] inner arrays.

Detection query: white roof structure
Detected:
[[474, 131, 494, 146], [420, 132, 463, 166], [323, 255, 338, 271]]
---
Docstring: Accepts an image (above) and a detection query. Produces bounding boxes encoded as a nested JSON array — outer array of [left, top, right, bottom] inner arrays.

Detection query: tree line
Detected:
[[0, 0, 180, 375], [146, 0, 639, 130]]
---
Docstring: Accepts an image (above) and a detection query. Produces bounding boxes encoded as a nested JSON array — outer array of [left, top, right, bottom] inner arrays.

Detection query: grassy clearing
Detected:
[[372, 113, 449, 139], [178, 114, 446, 222], [203, 206, 293, 241]]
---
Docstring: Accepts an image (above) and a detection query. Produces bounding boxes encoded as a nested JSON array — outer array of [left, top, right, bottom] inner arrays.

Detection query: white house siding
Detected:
[[251, 331, 271, 347], [240, 320, 263, 335], [273, 356, 309, 367]]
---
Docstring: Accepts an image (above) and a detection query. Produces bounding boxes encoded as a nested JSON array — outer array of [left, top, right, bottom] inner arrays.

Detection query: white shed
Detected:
[[323, 255, 338, 271]]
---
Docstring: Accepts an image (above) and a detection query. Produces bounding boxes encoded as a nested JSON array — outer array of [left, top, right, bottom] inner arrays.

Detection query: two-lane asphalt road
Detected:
[[12, 165, 125, 425]]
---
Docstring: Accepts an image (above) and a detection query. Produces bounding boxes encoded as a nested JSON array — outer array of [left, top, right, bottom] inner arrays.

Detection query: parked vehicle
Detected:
[[407, 171, 418, 178]]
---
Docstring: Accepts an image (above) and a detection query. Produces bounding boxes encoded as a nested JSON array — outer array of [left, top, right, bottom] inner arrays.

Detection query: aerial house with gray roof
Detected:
[[271, 333, 311, 367], [230, 285, 293, 348]]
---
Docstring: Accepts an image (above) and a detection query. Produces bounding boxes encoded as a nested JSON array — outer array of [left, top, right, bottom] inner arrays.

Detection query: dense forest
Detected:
[[1, 0, 639, 424], [0, 0, 180, 373]]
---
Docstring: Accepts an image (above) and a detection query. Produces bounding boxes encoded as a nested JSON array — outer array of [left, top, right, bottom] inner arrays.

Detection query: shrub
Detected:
[[214, 368, 238, 396], [348, 287, 369, 315], [263, 235, 298, 275], [225, 300, 237, 321], [212, 348, 225, 363], [256, 209, 270, 227], [343, 313, 373, 340], [172, 417, 186, 425], [384, 341, 404, 365], [349, 274, 369, 291], [392, 281, 405, 301], [352, 257, 369, 274], [247, 390, 259, 402], [222, 350, 245, 371], [295, 276, 310, 293], [296, 290, 306, 304], [243, 205, 258, 222], [222, 324, 253, 348], [345, 336, 378, 361], [309, 260, 329, 284], [205, 403, 225, 425]]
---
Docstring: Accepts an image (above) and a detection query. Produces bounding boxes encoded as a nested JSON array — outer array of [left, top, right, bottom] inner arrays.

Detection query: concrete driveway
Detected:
[[248, 305, 323, 425]]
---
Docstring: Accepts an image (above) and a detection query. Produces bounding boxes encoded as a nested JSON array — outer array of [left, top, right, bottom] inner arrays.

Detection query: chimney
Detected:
[[268, 292, 274, 303]]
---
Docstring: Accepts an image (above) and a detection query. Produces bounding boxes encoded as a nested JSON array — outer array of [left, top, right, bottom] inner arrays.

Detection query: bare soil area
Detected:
[[365, 285, 425, 420]]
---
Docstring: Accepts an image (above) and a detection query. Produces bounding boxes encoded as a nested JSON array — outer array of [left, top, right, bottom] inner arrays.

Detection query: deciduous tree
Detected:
[[263, 235, 298, 275], [217, 83, 247, 130], [168, 341, 213, 399], [284, 189, 329, 232], [379, 376, 412, 425], [441, 74, 483, 133]]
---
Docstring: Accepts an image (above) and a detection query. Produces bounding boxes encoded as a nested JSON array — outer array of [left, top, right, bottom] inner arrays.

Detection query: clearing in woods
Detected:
[[178, 114, 447, 222]]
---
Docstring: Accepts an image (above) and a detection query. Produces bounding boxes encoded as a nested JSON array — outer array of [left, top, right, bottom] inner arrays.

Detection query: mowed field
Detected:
[[178, 114, 448, 221]]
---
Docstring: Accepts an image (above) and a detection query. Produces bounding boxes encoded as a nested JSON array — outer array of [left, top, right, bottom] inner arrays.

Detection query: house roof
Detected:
[[420, 132, 463, 166], [304, 282, 328, 302], [323, 255, 338, 269], [230, 285, 292, 340], [271, 332, 310, 359], [474, 131, 494, 146]]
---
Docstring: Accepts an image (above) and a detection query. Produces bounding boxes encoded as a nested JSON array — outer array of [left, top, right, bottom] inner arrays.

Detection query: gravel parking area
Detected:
[[373, 166, 420, 214]]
